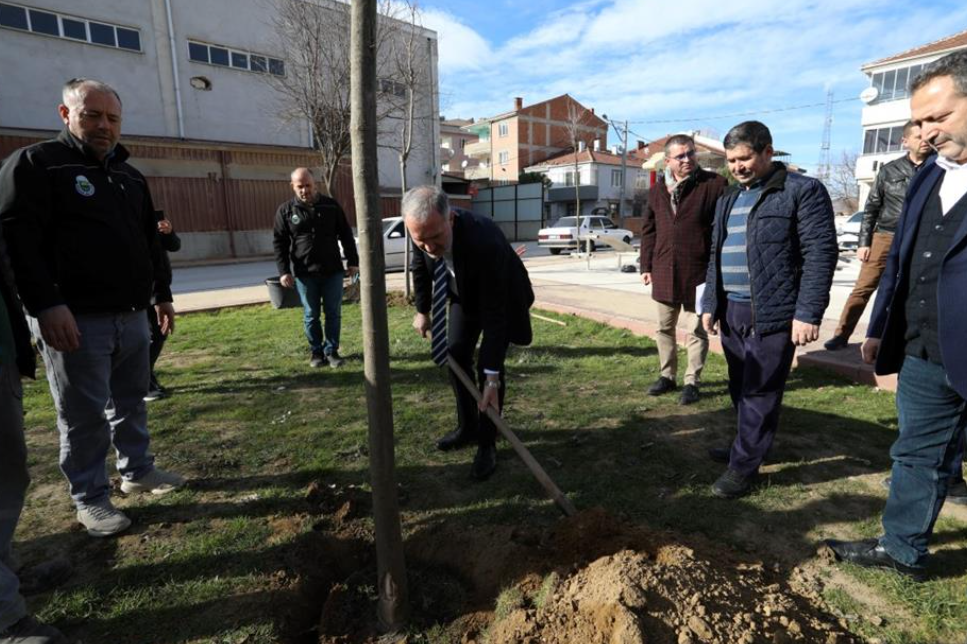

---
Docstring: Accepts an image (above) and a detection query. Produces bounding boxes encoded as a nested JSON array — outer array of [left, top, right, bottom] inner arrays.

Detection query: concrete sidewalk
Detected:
[[172, 250, 894, 391]]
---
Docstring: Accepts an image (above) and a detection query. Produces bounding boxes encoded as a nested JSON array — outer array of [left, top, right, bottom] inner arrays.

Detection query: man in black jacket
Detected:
[[145, 211, 180, 401], [403, 185, 534, 481], [701, 121, 837, 499], [0, 229, 67, 642], [825, 121, 930, 350], [273, 168, 358, 368], [0, 78, 184, 539]]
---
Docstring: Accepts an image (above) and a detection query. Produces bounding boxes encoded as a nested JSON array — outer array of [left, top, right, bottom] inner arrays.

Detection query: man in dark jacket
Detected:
[[701, 121, 837, 498], [0, 228, 67, 643], [640, 134, 727, 405], [825, 52, 967, 578], [145, 211, 181, 401], [0, 78, 184, 538], [824, 121, 929, 350], [273, 168, 358, 368], [404, 185, 534, 481]]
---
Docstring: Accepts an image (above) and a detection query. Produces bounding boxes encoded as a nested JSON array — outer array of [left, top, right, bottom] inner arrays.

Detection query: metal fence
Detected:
[[470, 182, 544, 241]]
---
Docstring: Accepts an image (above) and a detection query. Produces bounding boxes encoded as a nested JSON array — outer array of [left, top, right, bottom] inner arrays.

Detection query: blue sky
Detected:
[[417, 0, 967, 173]]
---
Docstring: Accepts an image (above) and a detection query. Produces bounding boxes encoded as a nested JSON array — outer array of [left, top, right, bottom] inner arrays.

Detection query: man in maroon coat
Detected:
[[640, 135, 728, 404]]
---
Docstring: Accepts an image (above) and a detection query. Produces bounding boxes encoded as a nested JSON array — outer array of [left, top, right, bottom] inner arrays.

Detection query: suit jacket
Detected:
[[639, 169, 727, 305], [412, 209, 534, 372], [867, 156, 967, 398]]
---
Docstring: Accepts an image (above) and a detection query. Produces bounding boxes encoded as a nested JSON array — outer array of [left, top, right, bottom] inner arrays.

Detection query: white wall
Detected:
[[0, 0, 441, 191]]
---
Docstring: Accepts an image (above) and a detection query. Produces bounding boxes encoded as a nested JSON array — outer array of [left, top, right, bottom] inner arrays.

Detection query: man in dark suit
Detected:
[[403, 185, 534, 481], [825, 51, 967, 579]]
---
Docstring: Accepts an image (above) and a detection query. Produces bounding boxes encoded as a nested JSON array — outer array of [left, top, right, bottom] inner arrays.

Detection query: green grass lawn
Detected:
[[14, 302, 967, 644]]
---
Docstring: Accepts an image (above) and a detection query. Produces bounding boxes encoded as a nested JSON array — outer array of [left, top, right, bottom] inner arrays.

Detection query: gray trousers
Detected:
[[0, 365, 28, 630], [31, 311, 155, 509]]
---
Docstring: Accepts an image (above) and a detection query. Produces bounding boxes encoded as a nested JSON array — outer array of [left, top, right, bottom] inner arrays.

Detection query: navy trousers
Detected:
[[446, 297, 506, 447], [719, 300, 796, 476]]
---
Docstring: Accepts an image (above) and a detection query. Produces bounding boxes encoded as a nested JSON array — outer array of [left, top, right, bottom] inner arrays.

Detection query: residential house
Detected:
[[0, 0, 440, 260], [463, 94, 607, 185], [524, 140, 638, 224], [856, 28, 967, 208]]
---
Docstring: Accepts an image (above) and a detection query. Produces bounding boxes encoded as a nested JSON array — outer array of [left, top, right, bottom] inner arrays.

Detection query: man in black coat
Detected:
[[0, 78, 183, 539], [273, 168, 358, 368], [826, 52, 967, 578], [0, 228, 68, 642], [403, 185, 534, 480]]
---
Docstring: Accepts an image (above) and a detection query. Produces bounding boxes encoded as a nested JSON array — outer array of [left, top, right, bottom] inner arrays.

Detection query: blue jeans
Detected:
[[30, 312, 156, 508], [0, 365, 27, 630], [880, 356, 967, 566], [295, 272, 344, 356]]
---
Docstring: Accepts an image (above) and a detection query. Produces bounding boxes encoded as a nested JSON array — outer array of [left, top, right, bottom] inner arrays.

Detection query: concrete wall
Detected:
[[0, 0, 440, 191]]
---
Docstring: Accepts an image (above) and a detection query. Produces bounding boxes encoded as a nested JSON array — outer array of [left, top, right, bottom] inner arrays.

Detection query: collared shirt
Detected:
[[935, 155, 967, 214]]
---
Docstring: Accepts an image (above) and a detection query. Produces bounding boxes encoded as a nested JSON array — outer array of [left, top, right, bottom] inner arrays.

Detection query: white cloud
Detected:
[[421, 7, 494, 73]]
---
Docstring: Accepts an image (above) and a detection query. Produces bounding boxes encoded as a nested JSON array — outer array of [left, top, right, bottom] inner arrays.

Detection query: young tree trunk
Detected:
[[350, 0, 409, 630]]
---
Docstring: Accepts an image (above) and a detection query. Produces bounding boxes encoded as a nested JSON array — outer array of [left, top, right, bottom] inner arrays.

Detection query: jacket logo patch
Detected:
[[290, 213, 302, 225], [75, 175, 95, 197]]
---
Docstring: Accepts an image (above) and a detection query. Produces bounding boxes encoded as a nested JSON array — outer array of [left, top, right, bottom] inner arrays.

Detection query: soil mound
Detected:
[[488, 548, 856, 644], [302, 492, 857, 644]]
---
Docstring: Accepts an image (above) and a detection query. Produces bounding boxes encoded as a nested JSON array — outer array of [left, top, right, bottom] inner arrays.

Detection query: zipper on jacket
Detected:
[[745, 186, 774, 335]]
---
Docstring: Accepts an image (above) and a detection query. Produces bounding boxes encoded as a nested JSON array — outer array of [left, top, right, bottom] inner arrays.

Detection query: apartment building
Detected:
[[463, 94, 607, 185], [440, 117, 478, 178], [856, 29, 967, 208]]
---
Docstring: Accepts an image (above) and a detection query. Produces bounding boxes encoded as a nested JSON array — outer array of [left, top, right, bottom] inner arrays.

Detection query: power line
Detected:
[[626, 96, 859, 125]]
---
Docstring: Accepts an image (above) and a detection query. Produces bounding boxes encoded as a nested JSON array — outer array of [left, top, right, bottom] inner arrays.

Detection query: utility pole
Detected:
[[617, 119, 628, 220], [816, 89, 834, 186]]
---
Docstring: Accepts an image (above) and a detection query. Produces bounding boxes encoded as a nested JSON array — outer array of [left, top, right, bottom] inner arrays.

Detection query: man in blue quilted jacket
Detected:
[[701, 121, 838, 498]]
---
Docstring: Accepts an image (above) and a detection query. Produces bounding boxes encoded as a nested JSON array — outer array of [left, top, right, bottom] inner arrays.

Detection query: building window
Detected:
[[498, 123, 509, 137], [870, 62, 925, 104], [378, 78, 406, 98], [862, 125, 905, 155], [0, 2, 141, 52], [498, 151, 509, 165], [610, 169, 623, 187], [188, 40, 285, 76]]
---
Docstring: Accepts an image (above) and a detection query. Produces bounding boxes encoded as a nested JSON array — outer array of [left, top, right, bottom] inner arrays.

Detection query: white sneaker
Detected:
[[76, 499, 131, 537], [120, 468, 186, 495]]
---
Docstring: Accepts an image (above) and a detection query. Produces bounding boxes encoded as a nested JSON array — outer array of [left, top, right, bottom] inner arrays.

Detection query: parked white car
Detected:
[[837, 211, 863, 251], [345, 216, 407, 271], [537, 215, 634, 255]]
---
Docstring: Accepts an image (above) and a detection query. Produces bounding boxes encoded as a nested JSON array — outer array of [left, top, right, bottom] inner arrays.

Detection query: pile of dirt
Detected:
[[488, 547, 855, 644], [300, 486, 858, 644]]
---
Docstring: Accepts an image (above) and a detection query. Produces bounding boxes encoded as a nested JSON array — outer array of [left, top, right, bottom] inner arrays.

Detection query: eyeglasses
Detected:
[[668, 149, 696, 162]]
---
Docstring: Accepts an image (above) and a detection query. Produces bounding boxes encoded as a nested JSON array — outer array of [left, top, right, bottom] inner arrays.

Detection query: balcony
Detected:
[[464, 139, 491, 159], [464, 165, 491, 181]]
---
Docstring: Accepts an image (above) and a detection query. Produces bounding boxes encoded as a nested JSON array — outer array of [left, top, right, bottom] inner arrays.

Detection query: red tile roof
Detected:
[[529, 149, 626, 168], [865, 28, 967, 68]]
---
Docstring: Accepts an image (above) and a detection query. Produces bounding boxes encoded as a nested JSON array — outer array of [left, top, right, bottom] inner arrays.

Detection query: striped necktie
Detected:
[[431, 258, 449, 366]]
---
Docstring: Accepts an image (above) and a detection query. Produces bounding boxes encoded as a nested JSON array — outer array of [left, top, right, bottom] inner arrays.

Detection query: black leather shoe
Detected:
[[680, 384, 700, 405], [823, 335, 849, 351], [436, 428, 477, 451], [882, 476, 967, 505], [823, 538, 925, 580], [707, 447, 731, 464], [470, 444, 497, 481], [711, 468, 757, 498], [648, 376, 676, 396], [948, 478, 967, 506]]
